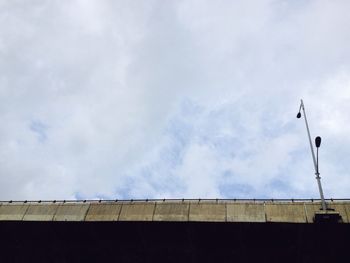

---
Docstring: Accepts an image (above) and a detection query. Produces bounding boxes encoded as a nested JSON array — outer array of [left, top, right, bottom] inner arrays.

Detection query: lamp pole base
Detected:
[[313, 211, 342, 223]]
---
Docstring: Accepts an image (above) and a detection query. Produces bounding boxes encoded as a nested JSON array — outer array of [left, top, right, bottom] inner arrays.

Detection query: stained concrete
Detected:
[[304, 203, 322, 223], [0, 204, 29, 221], [326, 202, 349, 223], [227, 203, 265, 222], [304, 202, 348, 223], [85, 203, 121, 221], [189, 203, 226, 222], [0, 200, 349, 223], [23, 204, 59, 221], [119, 202, 155, 221], [153, 202, 189, 221], [265, 203, 306, 223], [344, 203, 350, 222], [53, 203, 90, 221]]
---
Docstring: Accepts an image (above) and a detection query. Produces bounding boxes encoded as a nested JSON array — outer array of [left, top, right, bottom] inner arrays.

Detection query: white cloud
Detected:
[[0, 0, 350, 200]]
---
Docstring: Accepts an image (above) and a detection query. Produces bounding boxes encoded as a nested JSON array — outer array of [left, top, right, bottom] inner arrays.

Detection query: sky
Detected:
[[0, 0, 350, 200]]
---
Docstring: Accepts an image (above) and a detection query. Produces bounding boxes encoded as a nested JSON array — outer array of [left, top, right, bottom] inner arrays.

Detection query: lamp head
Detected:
[[315, 136, 321, 148], [296, 112, 301, 118]]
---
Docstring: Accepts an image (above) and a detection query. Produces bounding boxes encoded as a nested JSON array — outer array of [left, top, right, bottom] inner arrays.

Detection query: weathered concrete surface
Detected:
[[0, 204, 29, 221], [153, 202, 189, 221], [85, 203, 121, 221], [305, 203, 323, 223], [344, 203, 350, 222], [304, 202, 348, 223], [53, 203, 89, 221], [227, 203, 265, 222], [0, 200, 349, 223], [265, 203, 306, 223], [119, 202, 155, 221], [23, 204, 59, 221], [189, 203, 226, 222], [326, 202, 349, 223]]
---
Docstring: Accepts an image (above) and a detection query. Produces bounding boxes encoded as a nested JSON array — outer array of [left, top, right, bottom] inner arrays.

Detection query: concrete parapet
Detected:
[[0, 204, 29, 221], [53, 203, 90, 221], [324, 202, 349, 223], [189, 203, 225, 222], [153, 202, 189, 221], [85, 203, 121, 221], [344, 203, 350, 222], [265, 203, 306, 223], [23, 204, 59, 221], [304, 202, 323, 223], [0, 200, 349, 223], [119, 202, 155, 221], [303, 202, 348, 223], [227, 203, 265, 222]]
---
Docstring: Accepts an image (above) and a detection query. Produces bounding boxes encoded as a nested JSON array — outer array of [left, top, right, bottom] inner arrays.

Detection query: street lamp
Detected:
[[296, 99, 327, 211]]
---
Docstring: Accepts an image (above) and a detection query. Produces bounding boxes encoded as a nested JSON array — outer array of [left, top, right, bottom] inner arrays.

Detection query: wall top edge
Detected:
[[1, 198, 350, 205]]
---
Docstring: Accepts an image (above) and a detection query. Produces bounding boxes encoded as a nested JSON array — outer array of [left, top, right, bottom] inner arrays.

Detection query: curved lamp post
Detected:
[[297, 99, 327, 211]]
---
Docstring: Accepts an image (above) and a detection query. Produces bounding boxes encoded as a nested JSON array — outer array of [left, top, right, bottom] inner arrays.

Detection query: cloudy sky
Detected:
[[1, 0, 350, 200]]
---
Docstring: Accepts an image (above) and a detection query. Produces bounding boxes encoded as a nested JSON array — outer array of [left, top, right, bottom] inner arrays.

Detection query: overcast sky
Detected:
[[1, 0, 350, 200]]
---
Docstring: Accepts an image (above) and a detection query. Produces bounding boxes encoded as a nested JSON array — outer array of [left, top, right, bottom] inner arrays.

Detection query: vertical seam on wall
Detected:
[[152, 202, 157, 221], [116, 203, 123, 222], [188, 202, 191, 222], [49, 203, 59, 221], [303, 203, 308, 223], [82, 203, 91, 221], [52, 203, 61, 221], [21, 203, 31, 221]]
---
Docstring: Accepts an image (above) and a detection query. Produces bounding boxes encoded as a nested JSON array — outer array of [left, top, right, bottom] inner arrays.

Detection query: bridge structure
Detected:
[[1, 199, 350, 262]]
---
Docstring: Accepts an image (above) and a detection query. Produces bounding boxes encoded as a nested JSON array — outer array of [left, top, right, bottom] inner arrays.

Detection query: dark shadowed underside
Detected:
[[1, 221, 349, 263]]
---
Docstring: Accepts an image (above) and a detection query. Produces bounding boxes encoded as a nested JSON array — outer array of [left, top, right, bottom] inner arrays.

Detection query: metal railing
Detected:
[[1, 198, 350, 204]]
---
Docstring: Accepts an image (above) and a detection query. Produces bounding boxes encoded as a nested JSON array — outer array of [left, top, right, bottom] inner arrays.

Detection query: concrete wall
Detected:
[[0, 200, 349, 223]]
